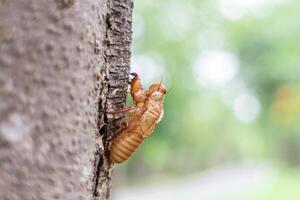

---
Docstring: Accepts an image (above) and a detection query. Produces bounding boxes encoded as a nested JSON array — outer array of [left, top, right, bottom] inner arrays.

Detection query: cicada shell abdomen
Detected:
[[110, 131, 144, 164], [110, 107, 161, 164]]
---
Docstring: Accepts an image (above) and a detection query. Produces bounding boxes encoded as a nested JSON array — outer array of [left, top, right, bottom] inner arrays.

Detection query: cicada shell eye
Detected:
[[152, 91, 162, 100]]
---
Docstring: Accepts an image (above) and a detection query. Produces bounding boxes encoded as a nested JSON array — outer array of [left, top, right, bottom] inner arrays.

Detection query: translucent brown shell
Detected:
[[109, 73, 166, 164]]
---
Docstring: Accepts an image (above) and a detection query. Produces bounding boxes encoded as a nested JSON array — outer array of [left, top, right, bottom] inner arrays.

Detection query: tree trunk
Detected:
[[0, 0, 132, 199]]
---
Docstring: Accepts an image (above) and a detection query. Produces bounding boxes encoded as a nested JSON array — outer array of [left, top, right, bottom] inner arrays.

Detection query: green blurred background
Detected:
[[112, 0, 300, 199]]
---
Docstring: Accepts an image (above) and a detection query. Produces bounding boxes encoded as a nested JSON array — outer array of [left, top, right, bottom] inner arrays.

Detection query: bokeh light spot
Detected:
[[233, 93, 261, 123], [193, 50, 239, 87]]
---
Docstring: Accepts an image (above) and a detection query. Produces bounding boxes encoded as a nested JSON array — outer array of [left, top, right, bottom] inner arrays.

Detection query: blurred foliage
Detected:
[[118, 0, 300, 185]]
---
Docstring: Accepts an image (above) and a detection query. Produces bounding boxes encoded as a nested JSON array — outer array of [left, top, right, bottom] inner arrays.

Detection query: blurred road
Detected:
[[112, 162, 275, 200]]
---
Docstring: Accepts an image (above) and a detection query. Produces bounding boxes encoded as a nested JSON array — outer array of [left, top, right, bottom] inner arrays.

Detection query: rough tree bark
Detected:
[[0, 0, 132, 199]]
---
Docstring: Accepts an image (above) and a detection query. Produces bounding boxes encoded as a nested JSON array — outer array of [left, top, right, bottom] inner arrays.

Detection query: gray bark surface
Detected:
[[0, 0, 132, 199]]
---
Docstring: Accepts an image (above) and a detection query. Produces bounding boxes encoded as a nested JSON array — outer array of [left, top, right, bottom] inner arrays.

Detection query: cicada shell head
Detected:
[[147, 82, 167, 101]]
